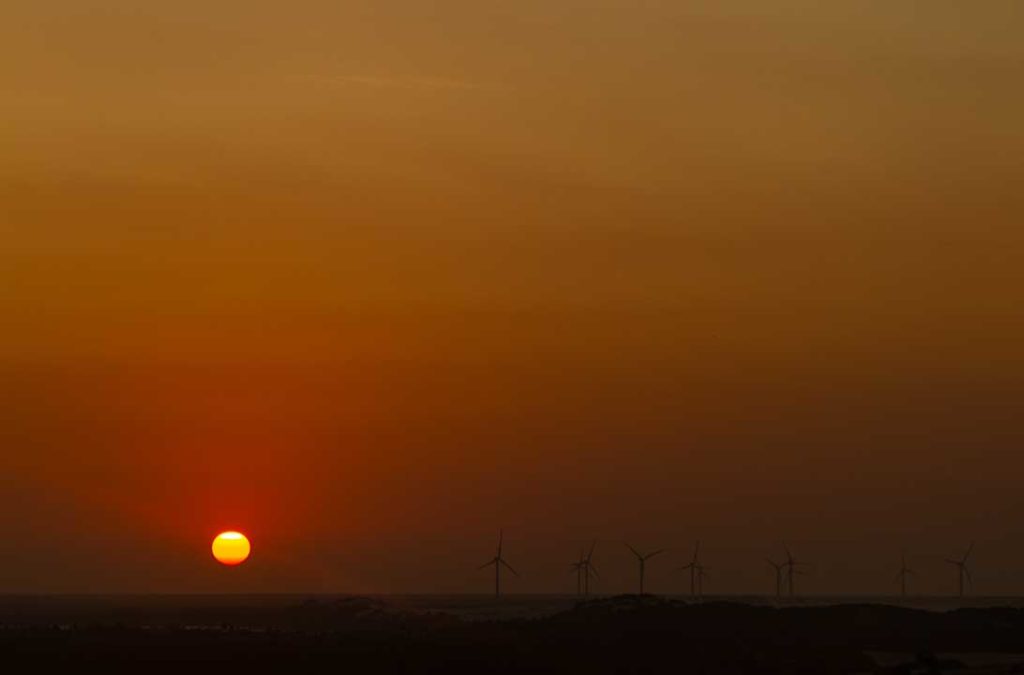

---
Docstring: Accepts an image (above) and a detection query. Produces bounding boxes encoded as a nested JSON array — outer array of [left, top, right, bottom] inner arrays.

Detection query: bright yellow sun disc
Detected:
[[212, 531, 251, 566]]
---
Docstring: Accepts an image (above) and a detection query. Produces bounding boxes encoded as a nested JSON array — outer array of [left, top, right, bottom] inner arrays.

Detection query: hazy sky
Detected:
[[2, 1, 1023, 595]]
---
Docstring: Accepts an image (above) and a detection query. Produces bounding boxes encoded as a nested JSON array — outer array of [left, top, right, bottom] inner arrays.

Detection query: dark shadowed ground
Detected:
[[4, 595, 1024, 673]]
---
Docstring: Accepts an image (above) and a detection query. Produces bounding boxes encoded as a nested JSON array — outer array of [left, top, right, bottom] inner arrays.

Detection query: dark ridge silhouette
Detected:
[[7, 595, 1024, 673], [9, 598, 1024, 671]]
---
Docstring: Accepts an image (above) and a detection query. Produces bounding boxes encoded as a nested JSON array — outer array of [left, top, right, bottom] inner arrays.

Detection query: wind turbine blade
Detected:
[[588, 564, 600, 579], [693, 541, 701, 563], [963, 541, 975, 563], [677, 563, 695, 572], [647, 549, 666, 559], [500, 559, 519, 577], [588, 540, 597, 559], [626, 543, 642, 559], [478, 559, 496, 570], [964, 566, 973, 585]]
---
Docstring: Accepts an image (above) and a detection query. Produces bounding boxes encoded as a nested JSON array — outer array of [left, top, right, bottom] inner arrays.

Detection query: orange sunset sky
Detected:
[[2, 1, 1023, 595]]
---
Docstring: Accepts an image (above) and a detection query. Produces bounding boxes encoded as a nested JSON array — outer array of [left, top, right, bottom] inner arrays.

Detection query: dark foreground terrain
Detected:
[[4, 595, 1024, 674]]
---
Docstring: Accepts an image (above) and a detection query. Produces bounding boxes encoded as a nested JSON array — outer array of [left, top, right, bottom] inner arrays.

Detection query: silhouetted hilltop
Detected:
[[4, 596, 1024, 673], [552, 596, 1024, 654]]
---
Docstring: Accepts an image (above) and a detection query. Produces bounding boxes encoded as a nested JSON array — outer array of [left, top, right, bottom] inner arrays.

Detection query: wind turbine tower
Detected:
[[782, 543, 809, 597], [570, 549, 585, 596], [570, 540, 600, 597], [896, 552, 915, 598], [478, 529, 519, 598], [626, 544, 664, 595], [677, 541, 701, 598], [583, 540, 599, 596], [945, 542, 975, 598], [767, 559, 785, 598], [695, 563, 709, 598]]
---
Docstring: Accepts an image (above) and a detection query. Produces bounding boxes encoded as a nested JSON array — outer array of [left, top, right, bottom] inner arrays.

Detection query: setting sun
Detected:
[[211, 531, 251, 566]]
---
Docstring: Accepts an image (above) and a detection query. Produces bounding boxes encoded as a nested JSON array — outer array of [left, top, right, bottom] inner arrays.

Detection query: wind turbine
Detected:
[[945, 542, 974, 598], [570, 549, 586, 595], [478, 529, 519, 597], [582, 540, 599, 596], [895, 552, 915, 598], [782, 543, 809, 597], [766, 559, 785, 598], [626, 544, 664, 595], [570, 540, 600, 597], [695, 563, 709, 598], [677, 541, 701, 597]]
